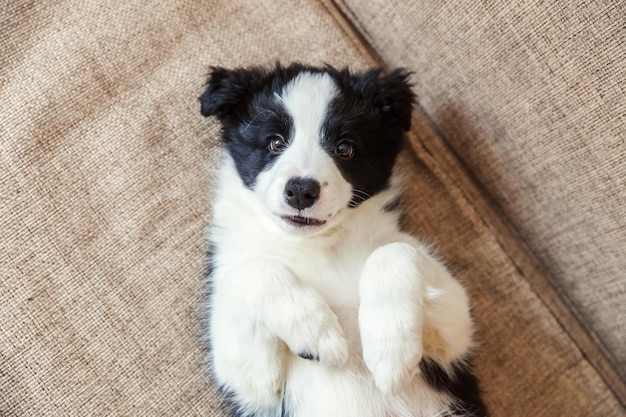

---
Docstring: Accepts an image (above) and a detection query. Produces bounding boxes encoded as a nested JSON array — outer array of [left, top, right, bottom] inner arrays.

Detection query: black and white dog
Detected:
[[200, 63, 487, 417]]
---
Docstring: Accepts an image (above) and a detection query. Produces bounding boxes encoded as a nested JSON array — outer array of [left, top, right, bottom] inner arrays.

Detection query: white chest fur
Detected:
[[206, 161, 475, 416]]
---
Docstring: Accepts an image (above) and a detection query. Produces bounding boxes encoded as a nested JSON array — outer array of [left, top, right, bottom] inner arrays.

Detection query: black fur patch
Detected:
[[200, 62, 415, 199], [420, 358, 489, 416], [321, 67, 413, 208], [201, 67, 293, 187]]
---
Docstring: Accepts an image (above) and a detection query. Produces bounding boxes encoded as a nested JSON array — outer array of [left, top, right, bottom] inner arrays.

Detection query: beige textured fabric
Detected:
[[1, 0, 364, 415], [1, 0, 624, 415], [337, 0, 626, 379]]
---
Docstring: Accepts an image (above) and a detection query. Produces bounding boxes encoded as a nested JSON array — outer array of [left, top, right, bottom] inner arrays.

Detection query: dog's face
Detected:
[[201, 63, 414, 233]]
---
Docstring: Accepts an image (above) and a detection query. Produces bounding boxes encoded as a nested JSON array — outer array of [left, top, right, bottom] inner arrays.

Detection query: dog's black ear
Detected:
[[199, 66, 268, 118], [376, 69, 415, 131], [347, 68, 416, 131]]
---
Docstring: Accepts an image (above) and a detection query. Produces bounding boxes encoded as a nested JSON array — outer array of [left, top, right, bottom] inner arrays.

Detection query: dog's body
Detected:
[[200, 63, 487, 417]]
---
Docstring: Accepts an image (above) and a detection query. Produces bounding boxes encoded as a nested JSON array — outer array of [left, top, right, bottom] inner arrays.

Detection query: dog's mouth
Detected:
[[281, 215, 327, 228]]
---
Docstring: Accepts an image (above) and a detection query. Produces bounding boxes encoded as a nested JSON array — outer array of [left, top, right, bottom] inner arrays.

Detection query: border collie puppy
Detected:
[[200, 63, 487, 417]]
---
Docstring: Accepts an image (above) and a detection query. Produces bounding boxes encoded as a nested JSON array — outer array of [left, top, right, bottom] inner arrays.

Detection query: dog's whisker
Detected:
[[241, 114, 260, 132], [353, 188, 372, 195], [352, 189, 373, 200]]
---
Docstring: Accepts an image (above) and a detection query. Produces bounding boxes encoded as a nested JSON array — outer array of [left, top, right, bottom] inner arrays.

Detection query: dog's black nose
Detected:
[[284, 177, 321, 210]]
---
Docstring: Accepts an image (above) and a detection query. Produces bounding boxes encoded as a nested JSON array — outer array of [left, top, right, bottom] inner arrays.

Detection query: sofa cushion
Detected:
[[335, 0, 626, 384], [0, 0, 363, 415]]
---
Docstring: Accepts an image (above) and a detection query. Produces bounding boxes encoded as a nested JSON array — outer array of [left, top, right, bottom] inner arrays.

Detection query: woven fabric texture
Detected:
[[338, 0, 626, 378], [1, 0, 624, 415], [0, 0, 364, 415]]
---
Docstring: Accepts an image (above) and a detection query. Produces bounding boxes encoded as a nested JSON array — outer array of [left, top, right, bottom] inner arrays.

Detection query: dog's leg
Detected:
[[417, 245, 474, 367], [359, 240, 473, 395], [211, 258, 348, 414], [359, 242, 425, 396], [210, 307, 285, 415]]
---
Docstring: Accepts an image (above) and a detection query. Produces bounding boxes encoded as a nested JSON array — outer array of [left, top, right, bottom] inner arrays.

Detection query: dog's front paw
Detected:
[[359, 242, 425, 395], [361, 328, 422, 396], [280, 290, 348, 368]]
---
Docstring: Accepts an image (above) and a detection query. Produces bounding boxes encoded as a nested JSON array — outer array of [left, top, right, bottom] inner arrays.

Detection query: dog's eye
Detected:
[[268, 135, 288, 153], [334, 141, 355, 160]]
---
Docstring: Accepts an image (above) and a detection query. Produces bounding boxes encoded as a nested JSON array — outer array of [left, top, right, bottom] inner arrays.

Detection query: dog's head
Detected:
[[201, 63, 414, 233]]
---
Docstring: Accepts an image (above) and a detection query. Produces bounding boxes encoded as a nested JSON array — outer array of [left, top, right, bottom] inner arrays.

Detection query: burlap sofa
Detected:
[[2, 1, 624, 415]]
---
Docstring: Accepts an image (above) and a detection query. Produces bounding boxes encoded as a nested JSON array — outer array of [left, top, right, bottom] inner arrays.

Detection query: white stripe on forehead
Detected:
[[280, 72, 337, 147], [254, 71, 352, 220]]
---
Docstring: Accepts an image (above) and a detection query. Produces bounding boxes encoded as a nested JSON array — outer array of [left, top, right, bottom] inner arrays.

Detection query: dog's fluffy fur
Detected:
[[200, 63, 487, 417]]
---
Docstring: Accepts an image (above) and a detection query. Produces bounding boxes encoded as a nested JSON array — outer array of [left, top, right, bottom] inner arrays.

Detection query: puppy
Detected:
[[199, 63, 487, 417]]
